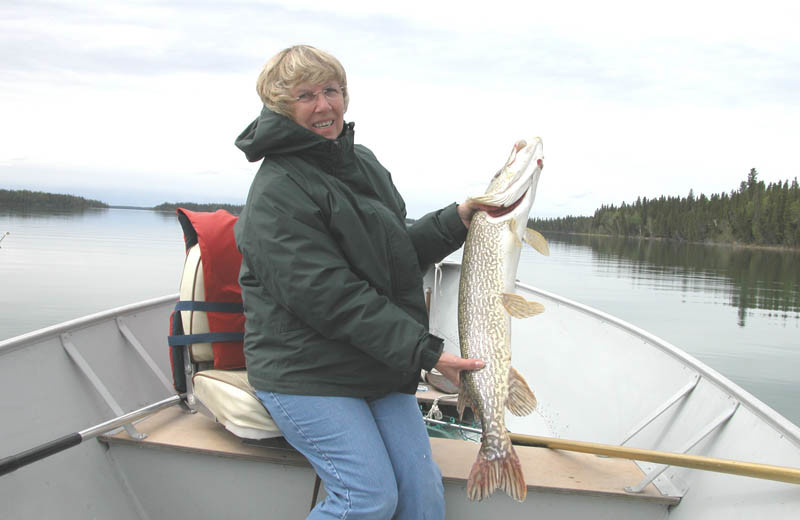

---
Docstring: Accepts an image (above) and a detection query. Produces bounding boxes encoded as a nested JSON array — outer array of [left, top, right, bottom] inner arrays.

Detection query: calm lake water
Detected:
[[1, 208, 798, 427]]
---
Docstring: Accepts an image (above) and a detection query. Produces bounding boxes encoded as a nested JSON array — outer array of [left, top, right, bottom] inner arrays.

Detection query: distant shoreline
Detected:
[[108, 205, 160, 211], [0, 189, 246, 215], [542, 230, 800, 253], [4, 187, 798, 250]]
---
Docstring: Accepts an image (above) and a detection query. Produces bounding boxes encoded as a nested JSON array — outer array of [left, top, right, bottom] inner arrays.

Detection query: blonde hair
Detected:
[[256, 45, 349, 118]]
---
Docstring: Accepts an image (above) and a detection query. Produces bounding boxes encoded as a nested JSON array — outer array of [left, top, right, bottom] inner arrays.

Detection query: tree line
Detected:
[[153, 202, 245, 215], [0, 190, 245, 215], [530, 169, 800, 247], [0, 189, 108, 211]]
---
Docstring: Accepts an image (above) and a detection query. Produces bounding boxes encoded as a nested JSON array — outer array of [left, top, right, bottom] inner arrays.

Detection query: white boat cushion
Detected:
[[179, 244, 214, 363], [192, 369, 282, 440]]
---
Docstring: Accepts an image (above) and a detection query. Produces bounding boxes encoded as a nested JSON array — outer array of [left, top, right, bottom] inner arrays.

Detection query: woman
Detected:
[[234, 45, 484, 520]]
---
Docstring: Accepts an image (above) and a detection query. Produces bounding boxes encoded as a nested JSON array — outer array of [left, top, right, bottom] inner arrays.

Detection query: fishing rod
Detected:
[[0, 394, 184, 477], [422, 417, 800, 486], [0, 231, 8, 248]]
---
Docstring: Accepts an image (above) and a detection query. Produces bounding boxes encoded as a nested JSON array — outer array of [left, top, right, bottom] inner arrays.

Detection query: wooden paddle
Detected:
[[510, 432, 800, 486], [422, 418, 800, 485]]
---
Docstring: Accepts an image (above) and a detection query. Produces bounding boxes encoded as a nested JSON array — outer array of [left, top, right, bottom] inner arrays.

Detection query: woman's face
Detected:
[[289, 81, 345, 140]]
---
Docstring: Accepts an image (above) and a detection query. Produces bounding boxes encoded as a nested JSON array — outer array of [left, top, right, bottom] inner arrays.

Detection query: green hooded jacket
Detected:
[[233, 107, 467, 397]]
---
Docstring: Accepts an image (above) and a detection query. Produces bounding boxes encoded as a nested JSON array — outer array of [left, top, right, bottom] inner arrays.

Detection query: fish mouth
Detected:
[[470, 138, 543, 210], [486, 191, 528, 218]]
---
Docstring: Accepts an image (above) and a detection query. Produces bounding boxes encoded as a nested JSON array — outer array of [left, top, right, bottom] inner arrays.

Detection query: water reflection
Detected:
[[0, 207, 110, 219], [0, 208, 185, 340], [544, 233, 800, 326]]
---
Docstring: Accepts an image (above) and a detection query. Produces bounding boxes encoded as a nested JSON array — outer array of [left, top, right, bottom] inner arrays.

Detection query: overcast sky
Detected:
[[1, 0, 798, 218]]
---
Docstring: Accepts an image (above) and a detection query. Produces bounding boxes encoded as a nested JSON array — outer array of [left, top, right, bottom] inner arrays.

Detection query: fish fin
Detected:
[[524, 228, 550, 256], [457, 380, 473, 420], [507, 367, 537, 416], [508, 220, 523, 247], [502, 293, 545, 319], [467, 442, 527, 502]]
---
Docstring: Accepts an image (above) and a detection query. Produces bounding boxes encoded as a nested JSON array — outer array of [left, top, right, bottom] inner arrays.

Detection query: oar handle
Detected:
[[0, 433, 82, 477], [423, 417, 800, 485], [0, 394, 184, 478], [510, 433, 800, 485]]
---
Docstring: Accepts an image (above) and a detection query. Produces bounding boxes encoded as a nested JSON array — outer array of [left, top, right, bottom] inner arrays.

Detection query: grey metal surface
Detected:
[[107, 442, 318, 519], [107, 439, 671, 520], [442, 485, 670, 520], [625, 404, 739, 494], [80, 395, 183, 440], [1, 296, 177, 520], [3, 274, 800, 519]]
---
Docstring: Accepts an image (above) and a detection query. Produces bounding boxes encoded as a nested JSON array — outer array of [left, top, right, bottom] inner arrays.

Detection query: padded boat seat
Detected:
[[193, 369, 281, 440]]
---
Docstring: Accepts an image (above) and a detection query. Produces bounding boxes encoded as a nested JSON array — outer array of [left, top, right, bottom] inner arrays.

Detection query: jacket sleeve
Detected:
[[236, 175, 443, 372], [407, 203, 468, 269]]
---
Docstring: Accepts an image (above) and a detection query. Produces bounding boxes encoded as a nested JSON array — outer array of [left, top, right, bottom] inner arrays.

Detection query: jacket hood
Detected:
[[235, 106, 353, 163]]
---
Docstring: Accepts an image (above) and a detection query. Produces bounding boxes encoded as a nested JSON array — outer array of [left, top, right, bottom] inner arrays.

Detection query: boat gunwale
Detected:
[[0, 293, 178, 356]]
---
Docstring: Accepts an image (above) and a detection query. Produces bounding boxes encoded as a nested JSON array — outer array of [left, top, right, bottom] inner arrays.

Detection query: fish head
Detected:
[[469, 137, 544, 222]]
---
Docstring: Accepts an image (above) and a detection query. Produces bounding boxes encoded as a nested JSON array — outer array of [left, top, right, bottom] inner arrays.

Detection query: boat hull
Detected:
[[2, 262, 799, 519]]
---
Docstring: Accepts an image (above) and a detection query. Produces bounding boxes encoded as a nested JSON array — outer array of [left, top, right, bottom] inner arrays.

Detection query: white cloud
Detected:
[[1, 0, 799, 217]]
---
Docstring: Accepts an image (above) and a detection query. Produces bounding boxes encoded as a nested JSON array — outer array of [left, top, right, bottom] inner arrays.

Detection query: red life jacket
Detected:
[[168, 209, 245, 392]]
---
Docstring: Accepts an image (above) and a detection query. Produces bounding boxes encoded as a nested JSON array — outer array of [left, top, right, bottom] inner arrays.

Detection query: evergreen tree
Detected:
[[531, 169, 798, 247]]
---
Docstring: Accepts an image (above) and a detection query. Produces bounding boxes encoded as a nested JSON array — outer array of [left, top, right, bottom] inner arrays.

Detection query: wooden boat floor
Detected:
[[101, 407, 678, 505]]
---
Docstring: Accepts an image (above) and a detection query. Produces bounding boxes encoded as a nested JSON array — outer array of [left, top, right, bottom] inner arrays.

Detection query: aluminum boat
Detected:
[[1, 261, 798, 519]]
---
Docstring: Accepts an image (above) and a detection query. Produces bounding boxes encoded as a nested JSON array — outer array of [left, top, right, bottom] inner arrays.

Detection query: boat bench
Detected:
[[101, 398, 678, 508]]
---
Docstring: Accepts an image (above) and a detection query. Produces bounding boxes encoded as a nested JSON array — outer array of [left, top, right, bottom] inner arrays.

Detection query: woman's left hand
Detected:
[[434, 351, 484, 387]]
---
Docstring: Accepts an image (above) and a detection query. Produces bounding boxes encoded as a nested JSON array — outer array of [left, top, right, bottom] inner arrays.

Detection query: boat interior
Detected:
[[100, 373, 678, 517], [2, 259, 799, 519], [95, 300, 678, 519]]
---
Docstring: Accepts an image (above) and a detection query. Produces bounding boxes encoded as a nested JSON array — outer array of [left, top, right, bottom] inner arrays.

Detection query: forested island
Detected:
[[531, 169, 800, 248], [0, 189, 108, 211], [0, 191, 243, 215], [153, 202, 245, 215]]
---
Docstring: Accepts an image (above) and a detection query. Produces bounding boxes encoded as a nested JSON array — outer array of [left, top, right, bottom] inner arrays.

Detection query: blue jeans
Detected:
[[256, 390, 445, 520]]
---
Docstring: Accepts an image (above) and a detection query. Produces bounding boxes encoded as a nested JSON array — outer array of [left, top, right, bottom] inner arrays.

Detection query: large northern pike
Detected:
[[457, 137, 547, 502]]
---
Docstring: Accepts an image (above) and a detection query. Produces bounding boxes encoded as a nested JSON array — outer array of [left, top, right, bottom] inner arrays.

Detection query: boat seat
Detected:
[[176, 235, 279, 440], [193, 369, 455, 442], [193, 369, 281, 440], [101, 406, 679, 507]]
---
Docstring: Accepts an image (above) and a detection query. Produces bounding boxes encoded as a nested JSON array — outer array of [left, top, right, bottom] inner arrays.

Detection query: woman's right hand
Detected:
[[433, 351, 484, 388]]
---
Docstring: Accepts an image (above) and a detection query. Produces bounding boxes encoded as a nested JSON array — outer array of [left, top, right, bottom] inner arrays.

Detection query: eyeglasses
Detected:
[[294, 86, 344, 104]]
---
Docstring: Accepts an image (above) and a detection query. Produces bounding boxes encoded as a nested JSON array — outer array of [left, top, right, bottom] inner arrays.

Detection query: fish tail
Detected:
[[466, 444, 527, 502]]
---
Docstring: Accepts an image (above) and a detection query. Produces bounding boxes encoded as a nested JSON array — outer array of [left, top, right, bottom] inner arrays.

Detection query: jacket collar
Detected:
[[235, 107, 355, 173]]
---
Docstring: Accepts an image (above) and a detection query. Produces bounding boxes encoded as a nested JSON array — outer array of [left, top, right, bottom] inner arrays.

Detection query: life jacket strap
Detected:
[[173, 300, 244, 313], [168, 332, 245, 346]]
